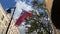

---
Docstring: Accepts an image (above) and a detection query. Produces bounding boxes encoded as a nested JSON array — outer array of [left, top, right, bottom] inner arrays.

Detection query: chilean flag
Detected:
[[15, 10, 32, 26]]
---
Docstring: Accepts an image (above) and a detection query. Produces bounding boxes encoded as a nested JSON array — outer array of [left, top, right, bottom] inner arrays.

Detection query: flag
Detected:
[[15, 11, 32, 26]]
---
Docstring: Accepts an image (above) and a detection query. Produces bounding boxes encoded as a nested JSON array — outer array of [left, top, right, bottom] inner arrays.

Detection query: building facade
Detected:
[[0, 3, 20, 34]]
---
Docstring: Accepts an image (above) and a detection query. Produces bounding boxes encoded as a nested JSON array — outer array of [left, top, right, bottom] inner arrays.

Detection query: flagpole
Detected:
[[5, 7, 16, 34]]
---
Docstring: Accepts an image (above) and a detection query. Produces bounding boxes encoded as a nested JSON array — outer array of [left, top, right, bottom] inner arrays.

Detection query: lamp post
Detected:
[[5, 7, 16, 34]]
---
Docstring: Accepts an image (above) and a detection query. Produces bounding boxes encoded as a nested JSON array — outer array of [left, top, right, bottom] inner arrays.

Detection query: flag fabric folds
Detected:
[[15, 11, 32, 26]]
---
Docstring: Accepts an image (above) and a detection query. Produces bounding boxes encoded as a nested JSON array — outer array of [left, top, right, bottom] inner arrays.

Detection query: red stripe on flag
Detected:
[[15, 12, 32, 26]]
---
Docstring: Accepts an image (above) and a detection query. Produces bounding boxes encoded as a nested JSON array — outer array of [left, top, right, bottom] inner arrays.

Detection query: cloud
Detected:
[[13, 0, 33, 21], [13, 1, 35, 34]]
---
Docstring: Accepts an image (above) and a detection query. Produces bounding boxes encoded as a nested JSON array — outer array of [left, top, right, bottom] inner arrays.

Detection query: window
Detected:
[[5, 21, 8, 26], [1, 16, 4, 20]]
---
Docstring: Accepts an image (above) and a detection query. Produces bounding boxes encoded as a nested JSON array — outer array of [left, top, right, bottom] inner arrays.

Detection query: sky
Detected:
[[0, 0, 43, 10], [0, 0, 16, 10], [13, 0, 33, 21]]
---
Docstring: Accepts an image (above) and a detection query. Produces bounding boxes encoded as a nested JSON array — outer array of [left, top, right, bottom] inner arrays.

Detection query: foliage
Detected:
[[24, 0, 54, 34]]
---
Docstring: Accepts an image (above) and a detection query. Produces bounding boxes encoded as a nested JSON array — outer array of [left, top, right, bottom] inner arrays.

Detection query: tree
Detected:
[[24, 0, 55, 34]]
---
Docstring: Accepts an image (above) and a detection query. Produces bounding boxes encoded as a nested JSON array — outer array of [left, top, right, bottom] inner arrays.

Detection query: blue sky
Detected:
[[0, 0, 16, 10], [0, 0, 43, 10]]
